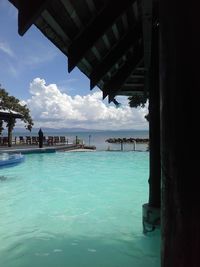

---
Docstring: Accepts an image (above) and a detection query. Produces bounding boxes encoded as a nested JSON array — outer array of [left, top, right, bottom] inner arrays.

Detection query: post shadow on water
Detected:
[[0, 231, 160, 267], [0, 173, 22, 182], [0, 175, 7, 181]]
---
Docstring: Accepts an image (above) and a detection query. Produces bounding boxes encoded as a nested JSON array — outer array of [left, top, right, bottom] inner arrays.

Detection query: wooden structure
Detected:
[[0, 109, 23, 147], [9, 0, 199, 266], [106, 137, 149, 143], [0, 109, 23, 120], [106, 137, 148, 151]]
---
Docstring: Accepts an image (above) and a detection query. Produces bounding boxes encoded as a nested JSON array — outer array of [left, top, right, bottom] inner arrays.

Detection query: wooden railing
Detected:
[[0, 136, 69, 146]]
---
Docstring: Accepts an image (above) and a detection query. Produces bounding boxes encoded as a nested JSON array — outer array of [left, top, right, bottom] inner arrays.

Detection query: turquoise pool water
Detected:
[[0, 151, 160, 267]]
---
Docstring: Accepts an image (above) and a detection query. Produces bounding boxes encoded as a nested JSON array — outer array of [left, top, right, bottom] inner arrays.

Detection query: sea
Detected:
[[10, 129, 149, 151]]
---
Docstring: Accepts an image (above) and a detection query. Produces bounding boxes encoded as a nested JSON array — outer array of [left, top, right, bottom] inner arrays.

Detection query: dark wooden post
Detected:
[[148, 22, 160, 208], [8, 123, 12, 147], [160, 1, 200, 266], [7, 117, 15, 147], [120, 141, 123, 151], [142, 9, 161, 234]]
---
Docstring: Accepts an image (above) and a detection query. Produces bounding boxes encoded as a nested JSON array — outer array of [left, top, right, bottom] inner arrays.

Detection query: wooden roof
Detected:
[[0, 109, 23, 120], [9, 0, 155, 102]]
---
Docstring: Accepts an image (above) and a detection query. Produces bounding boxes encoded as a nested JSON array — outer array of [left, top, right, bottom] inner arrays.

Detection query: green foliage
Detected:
[[128, 93, 149, 121], [0, 85, 33, 134], [128, 93, 148, 108]]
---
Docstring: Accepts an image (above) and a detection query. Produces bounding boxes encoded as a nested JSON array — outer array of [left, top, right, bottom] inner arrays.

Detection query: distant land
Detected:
[[12, 127, 104, 133], [9, 127, 149, 134]]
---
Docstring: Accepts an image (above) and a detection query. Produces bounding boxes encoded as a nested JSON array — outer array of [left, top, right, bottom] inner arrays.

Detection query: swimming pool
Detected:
[[0, 153, 25, 168], [0, 151, 160, 267]]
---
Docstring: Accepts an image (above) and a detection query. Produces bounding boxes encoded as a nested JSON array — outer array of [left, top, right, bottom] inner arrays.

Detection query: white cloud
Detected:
[[24, 78, 148, 130], [25, 50, 57, 66], [0, 38, 58, 78], [0, 42, 14, 57]]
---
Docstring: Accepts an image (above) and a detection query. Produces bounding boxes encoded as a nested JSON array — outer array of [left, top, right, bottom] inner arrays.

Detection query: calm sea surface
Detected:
[[0, 149, 160, 267], [12, 130, 149, 151]]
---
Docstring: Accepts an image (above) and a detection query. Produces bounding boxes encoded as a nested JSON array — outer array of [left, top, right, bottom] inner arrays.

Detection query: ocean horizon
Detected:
[[1, 128, 149, 151]]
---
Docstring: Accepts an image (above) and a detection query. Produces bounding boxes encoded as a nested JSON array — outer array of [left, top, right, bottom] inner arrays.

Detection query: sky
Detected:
[[0, 0, 148, 131]]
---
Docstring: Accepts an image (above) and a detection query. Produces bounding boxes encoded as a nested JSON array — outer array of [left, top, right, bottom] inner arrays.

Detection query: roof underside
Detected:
[[9, 0, 155, 102], [0, 110, 23, 120]]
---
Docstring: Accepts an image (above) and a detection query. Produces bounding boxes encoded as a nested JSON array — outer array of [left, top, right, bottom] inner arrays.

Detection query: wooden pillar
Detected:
[[120, 141, 123, 151], [160, 1, 200, 266], [148, 21, 160, 208], [8, 124, 12, 147], [7, 117, 15, 148], [142, 9, 161, 234]]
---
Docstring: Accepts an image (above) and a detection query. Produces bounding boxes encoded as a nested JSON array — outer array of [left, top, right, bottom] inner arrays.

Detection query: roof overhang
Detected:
[[0, 109, 23, 120], [9, 0, 156, 102]]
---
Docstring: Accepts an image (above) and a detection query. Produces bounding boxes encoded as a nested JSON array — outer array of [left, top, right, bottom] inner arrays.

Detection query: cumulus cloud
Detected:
[[24, 78, 148, 130]]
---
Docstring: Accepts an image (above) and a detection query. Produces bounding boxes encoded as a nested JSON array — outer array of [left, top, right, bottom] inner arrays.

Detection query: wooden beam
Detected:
[[102, 43, 143, 102], [46, 1, 80, 40], [117, 90, 143, 96], [35, 16, 68, 56], [42, 10, 71, 45], [126, 75, 144, 83], [68, 0, 136, 72], [142, 0, 153, 71], [123, 83, 144, 88], [130, 74, 144, 79], [90, 23, 142, 89], [136, 67, 145, 71], [9, 0, 49, 36], [85, 0, 96, 13]]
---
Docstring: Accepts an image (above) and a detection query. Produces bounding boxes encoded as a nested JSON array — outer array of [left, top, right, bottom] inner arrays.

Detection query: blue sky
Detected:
[[0, 0, 148, 130], [0, 0, 92, 99]]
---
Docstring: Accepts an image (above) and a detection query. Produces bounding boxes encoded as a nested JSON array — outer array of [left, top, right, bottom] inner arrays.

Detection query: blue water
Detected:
[[0, 151, 160, 267]]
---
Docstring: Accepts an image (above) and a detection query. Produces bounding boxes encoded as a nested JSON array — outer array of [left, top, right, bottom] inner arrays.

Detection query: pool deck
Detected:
[[0, 144, 96, 154]]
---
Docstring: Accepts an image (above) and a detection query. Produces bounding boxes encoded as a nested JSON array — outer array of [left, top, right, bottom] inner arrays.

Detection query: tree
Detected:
[[128, 92, 148, 108], [128, 93, 149, 121], [0, 85, 33, 147]]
